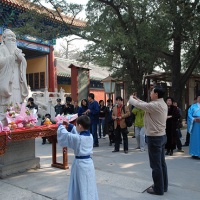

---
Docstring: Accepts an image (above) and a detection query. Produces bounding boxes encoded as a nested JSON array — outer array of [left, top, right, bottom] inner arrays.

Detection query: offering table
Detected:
[[0, 125, 68, 178]]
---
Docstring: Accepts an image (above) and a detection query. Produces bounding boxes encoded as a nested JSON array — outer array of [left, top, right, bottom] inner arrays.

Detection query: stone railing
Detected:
[[27, 86, 71, 118]]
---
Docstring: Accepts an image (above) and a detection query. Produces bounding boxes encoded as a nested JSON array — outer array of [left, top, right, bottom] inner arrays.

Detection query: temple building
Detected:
[[0, 0, 86, 91]]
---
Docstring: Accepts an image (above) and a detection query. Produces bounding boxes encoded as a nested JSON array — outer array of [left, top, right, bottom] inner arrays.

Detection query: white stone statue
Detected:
[[0, 29, 28, 121]]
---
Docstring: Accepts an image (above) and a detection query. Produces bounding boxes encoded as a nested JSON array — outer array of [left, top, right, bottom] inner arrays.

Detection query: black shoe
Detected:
[[147, 187, 163, 195], [170, 151, 173, 156], [124, 150, 128, 154], [93, 144, 99, 147], [42, 142, 46, 145], [183, 144, 189, 147], [151, 185, 167, 193], [192, 156, 199, 159], [109, 142, 112, 146], [177, 149, 184, 152], [112, 150, 119, 152], [165, 151, 169, 155]]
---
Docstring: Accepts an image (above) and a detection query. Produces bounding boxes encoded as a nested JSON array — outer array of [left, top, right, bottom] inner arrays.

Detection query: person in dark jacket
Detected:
[[165, 97, 180, 156], [74, 101, 80, 114], [41, 113, 53, 144], [173, 101, 184, 152], [54, 98, 64, 116], [26, 97, 38, 112], [98, 100, 106, 139], [63, 97, 74, 115], [104, 99, 115, 146], [78, 99, 88, 117], [85, 93, 100, 147]]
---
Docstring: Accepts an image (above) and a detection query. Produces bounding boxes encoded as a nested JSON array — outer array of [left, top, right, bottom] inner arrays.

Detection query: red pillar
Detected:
[[48, 46, 57, 92], [69, 65, 78, 102]]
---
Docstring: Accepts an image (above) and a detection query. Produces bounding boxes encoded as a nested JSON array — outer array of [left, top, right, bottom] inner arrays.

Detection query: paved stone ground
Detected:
[[0, 129, 200, 200]]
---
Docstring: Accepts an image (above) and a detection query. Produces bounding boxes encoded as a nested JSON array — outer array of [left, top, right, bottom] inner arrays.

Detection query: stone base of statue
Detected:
[[0, 139, 40, 179]]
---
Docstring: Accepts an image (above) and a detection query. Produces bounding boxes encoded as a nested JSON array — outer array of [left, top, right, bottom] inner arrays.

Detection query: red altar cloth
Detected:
[[0, 125, 57, 155]]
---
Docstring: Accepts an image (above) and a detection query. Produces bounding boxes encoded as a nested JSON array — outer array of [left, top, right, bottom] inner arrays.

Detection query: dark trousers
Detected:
[[176, 129, 183, 149], [42, 137, 46, 144], [109, 132, 115, 143], [90, 123, 98, 145], [114, 125, 128, 151], [99, 118, 105, 138], [185, 132, 190, 145], [147, 135, 168, 195]]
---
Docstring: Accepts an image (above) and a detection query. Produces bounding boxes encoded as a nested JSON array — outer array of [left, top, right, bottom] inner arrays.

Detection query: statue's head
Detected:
[[2, 29, 16, 46]]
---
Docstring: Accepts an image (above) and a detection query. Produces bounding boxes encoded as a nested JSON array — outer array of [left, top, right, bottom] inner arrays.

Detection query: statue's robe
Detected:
[[0, 45, 28, 121]]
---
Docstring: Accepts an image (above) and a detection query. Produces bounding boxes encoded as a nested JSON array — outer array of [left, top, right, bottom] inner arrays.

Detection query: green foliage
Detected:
[[12, 0, 200, 103], [14, 0, 83, 40]]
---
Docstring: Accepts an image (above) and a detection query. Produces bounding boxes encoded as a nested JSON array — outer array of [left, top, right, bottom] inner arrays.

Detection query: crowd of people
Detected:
[[47, 88, 200, 198], [52, 93, 130, 150], [38, 89, 199, 158]]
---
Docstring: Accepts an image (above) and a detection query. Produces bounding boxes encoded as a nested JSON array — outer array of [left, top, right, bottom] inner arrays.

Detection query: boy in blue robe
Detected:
[[57, 115, 99, 200]]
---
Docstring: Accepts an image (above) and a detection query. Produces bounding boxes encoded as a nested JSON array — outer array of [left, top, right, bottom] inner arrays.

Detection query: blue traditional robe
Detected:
[[187, 103, 200, 156], [57, 124, 99, 200]]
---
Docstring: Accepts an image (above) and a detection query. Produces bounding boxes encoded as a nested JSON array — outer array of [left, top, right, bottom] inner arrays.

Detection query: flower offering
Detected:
[[55, 114, 78, 124], [5, 103, 38, 129]]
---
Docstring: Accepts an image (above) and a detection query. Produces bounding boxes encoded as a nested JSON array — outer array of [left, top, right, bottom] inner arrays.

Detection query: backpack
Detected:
[[122, 105, 135, 127]]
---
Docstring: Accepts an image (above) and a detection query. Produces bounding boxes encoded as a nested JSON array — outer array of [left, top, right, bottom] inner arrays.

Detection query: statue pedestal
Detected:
[[0, 140, 40, 178]]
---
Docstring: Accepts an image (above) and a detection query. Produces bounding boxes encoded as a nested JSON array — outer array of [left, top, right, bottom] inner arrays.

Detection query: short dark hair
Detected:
[[107, 99, 113, 103], [66, 96, 72, 102], [28, 97, 34, 102], [166, 96, 174, 103], [76, 115, 91, 130], [88, 93, 94, 99], [99, 100, 104, 104], [153, 86, 165, 98], [45, 113, 51, 118], [116, 96, 123, 101], [57, 98, 61, 102]]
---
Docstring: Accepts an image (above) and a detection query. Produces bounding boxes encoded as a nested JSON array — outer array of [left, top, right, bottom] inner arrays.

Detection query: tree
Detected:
[[54, 36, 83, 59], [14, 0, 84, 40], [82, 0, 200, 107], [153, 0, 200, 108], [13, 0, 200, 108], [79, 0, 165, 98], [16, 0, 163, 98]]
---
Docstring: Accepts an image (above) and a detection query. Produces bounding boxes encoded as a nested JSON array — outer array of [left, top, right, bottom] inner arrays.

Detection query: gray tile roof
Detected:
[[55, 57, 110, 80]]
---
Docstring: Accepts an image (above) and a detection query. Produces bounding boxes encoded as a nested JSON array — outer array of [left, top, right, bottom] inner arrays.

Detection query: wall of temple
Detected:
[[26, 56, 47, 90]]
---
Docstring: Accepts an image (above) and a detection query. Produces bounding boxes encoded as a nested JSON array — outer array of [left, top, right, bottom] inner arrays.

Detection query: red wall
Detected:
[[89, 89, 105, 104]]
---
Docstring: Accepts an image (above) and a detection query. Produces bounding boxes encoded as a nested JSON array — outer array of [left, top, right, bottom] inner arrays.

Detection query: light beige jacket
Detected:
[[129, 97, 167, 136], [112, 105, 130, 129]]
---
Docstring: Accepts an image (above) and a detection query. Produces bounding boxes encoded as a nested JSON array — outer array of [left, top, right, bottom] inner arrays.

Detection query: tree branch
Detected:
[[181, 44, 200, 84], [97, 0, 128, 32]]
